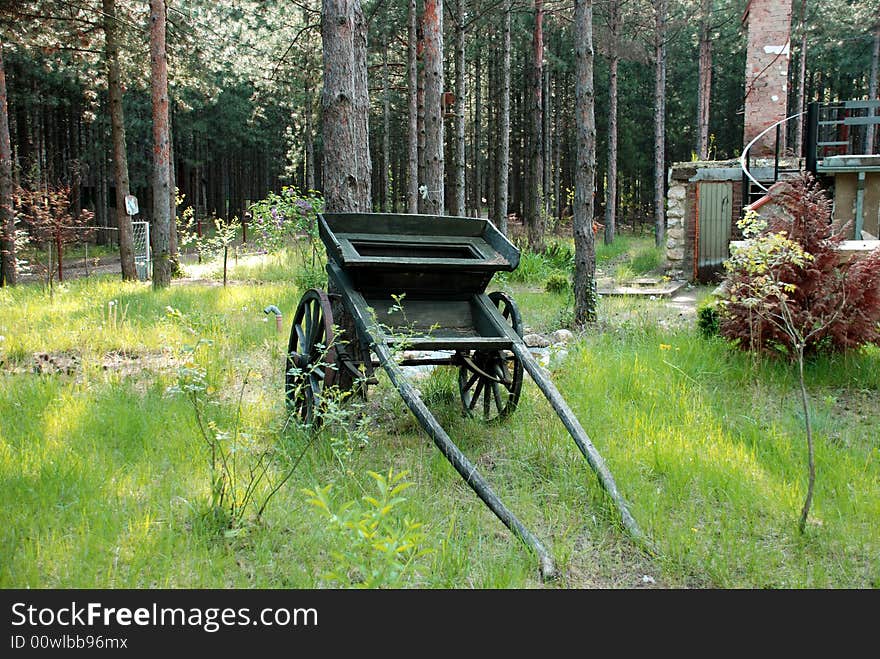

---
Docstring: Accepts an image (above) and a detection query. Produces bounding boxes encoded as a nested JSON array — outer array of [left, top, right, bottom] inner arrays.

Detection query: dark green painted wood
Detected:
[[511, 342, 650, 550], [320, 212, 520, 271], [326, 261, 557, 580], [312, 215, 650, 568]]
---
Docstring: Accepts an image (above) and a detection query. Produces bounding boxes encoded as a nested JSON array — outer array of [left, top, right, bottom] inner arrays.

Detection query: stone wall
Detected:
[[665, 160, 745, 282], [665, 179, 688, 280]]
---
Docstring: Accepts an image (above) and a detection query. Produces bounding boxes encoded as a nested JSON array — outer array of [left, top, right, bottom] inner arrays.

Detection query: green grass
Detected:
[[499, 234, 660, 291], [1, 248, 878, 588]]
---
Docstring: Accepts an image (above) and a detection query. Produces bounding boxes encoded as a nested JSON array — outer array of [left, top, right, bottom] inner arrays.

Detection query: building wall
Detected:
[[831, 172, 880, 238], [742, 0, 792, 157], [666, 161, 744, 282]]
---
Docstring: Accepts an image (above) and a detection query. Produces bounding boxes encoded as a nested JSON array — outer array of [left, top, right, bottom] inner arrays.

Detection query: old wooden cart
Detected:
[[285, 213, 645, 578]]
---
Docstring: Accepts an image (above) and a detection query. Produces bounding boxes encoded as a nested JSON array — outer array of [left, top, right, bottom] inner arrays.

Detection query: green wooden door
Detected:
[[697, 182, 733, 282]]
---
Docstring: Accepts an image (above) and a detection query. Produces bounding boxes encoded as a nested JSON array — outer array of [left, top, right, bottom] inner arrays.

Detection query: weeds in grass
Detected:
[[166, 307, 307, 533], [630, 246, 663, 275], [303, 468, 432, 588], [2, 245, 879, 588]]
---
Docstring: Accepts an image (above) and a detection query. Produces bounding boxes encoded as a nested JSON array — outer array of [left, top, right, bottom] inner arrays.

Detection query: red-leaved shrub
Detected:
[[718, 174, 880, 356]]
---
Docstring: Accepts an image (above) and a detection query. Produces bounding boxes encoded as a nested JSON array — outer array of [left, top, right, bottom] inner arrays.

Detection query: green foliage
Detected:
[[165, 306, 301, 533], [718, 179, 880, 357], [303, 469, 432, 588], [248, 187, 326, 290], [696, 297, 720, 338], [248, 187, 324, 256], [630, 246, 663, 275], [544, 273, 570, 294]]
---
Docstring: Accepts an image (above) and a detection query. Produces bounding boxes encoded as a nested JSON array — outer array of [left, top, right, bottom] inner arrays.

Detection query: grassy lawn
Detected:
[[1, 240, 878, 588]]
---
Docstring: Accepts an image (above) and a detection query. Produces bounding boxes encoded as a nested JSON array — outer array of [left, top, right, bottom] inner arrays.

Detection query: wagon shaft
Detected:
[[284, 213, 648, 578]]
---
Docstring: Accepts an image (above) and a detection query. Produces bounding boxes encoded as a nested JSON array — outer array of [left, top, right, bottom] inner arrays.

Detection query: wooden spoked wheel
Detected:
[[285, 289, 337, 426], [458, 291, 524, 422]]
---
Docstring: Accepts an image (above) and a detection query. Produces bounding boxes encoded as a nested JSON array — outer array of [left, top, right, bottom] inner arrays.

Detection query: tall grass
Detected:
[[1, 251, 878, 588]]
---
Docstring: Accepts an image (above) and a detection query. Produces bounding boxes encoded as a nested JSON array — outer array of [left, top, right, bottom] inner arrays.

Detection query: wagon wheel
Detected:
[[330, 293, 372, 400], [458, 291, 524, 421], [285, 289, 337, 426]]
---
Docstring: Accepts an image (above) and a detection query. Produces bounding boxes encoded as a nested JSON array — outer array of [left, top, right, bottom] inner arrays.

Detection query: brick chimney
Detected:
[[742, 0, 792, 157]]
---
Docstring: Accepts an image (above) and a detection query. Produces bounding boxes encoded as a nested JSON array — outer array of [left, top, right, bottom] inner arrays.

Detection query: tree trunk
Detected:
[[553, 72, 561, 228], [321, 0, 372, 213], [494, 2, 511, 235], [0, 44, 15, 287], [168, 110, 179, 268], [866, 22, 879, 152], [150, 0, 172, 288], [653, 0, 667, 248], [543, 62, 551, 220], [452, 0, 466, 217], [794, 0, 808, 156], [696, 0, 712, 159], [527, 0, 545, 252], [305, 85, 315, 191], [417, 16, 427, 211], [573, 0, 596, 325], [382, 44, 392, 211], [796, 347, 815, 534], [604, 0, 620, 245], [474, 44, 483, 217], [420, 0, 444, 215], [407, 0, 419, 213], [484, 45, 494, 219], [102, 0, 137, 282]]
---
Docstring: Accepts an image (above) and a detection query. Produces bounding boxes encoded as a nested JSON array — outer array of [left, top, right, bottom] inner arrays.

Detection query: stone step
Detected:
[[597, 279, 687, 298]]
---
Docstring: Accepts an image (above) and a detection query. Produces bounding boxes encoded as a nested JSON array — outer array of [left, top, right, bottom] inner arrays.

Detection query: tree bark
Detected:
[[573, 0, 597, 325], [494, 1, 511, 235], [321, 0, 372, 213], [486, 44, 495, 219], [794, 0, 808, 156], [696, 0, 712, 159], [543, 61, 551, 220], [527, 0, 545, 252], [420, 0, 444, 215], [150, 0, 172, 288], [474, 44, 483, 217], [866, 22, 879, 152], [382, 44, 391, 211], [452, 0, 466, 217], [417, 12, 427, 212], [168, 111, 179, 267], [305, 84, 315, 191], [553, 72, 561, 228], [0, 43, 15, 287], [653, 0, 667, 248], [604, 0, 620, 245]]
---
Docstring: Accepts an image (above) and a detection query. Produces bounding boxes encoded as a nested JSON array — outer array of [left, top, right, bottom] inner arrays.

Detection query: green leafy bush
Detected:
[[303, 468, 432, 588], [544, 273, 570, 294], [248, 187, 325, 263], [717, 176, 880, 357], [696, 297, 720, 337]]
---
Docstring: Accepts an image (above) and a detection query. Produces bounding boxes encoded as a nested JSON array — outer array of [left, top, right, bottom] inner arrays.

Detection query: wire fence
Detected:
[[24, 222, 151, 281]]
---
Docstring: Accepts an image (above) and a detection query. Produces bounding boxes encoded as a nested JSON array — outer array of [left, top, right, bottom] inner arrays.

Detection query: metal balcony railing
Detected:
[[806, 100, 880, 173]]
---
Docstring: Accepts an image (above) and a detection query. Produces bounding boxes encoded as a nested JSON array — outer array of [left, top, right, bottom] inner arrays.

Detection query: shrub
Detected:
[[717, 175, 880, 357], [544, 273, 570, 294], [696, 297, 720, 338], [543, 240, 574, 271], [248, 187, 325, 268], [303, 468, 432, 588]]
